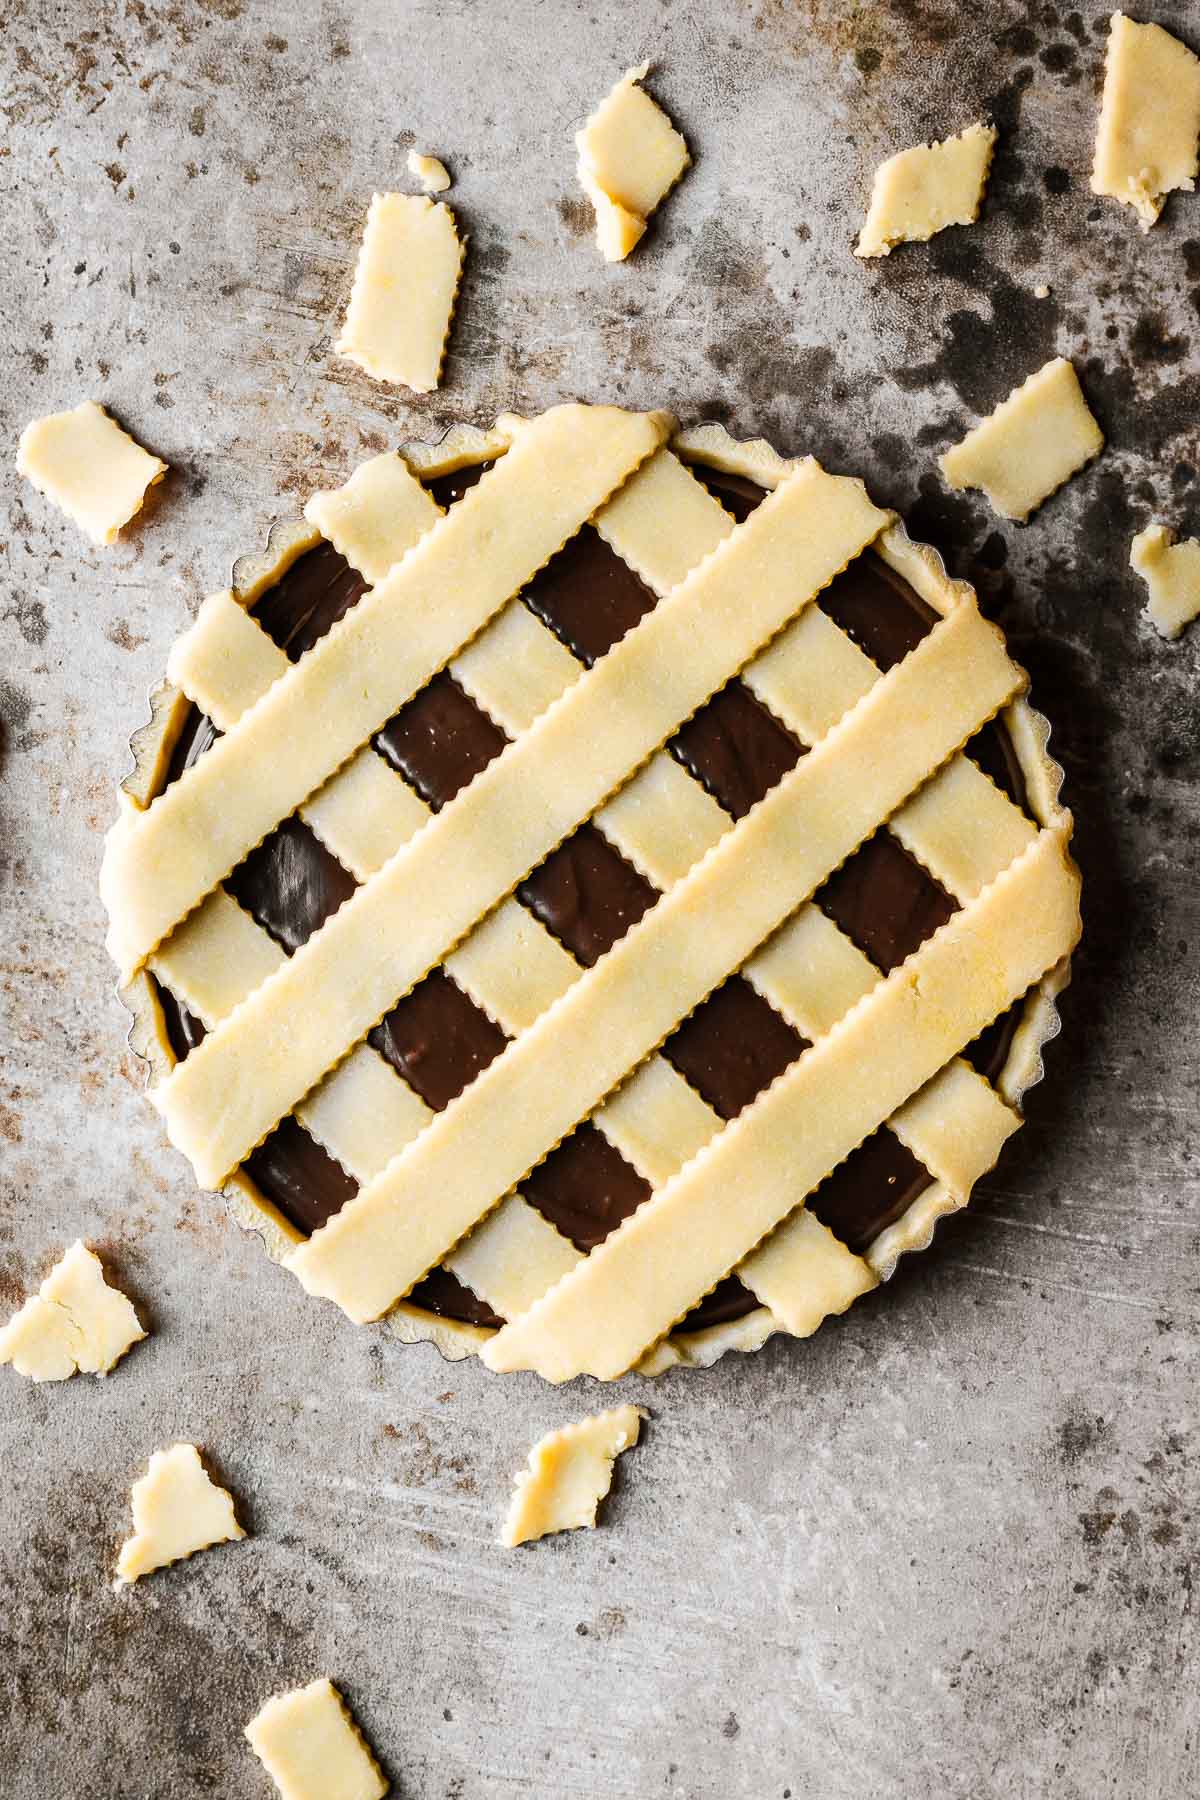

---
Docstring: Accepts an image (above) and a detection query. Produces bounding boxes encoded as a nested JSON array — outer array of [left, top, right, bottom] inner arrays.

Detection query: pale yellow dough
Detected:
[[576, 64, 690, 261], [939, 357, 1103, 522], [245, 1679, 388, 1800], [502, 1406, 644, 1547], [0, 1241, 145, 1381], [1130, 523, 1200, 638], [407, 149, 450, 193], [16, 400, 166, 545], [115, 1442, 244, 1585], [856, 122, 996, 257], [1091, 13, 1200, 229], [335, 192, 464, 391]]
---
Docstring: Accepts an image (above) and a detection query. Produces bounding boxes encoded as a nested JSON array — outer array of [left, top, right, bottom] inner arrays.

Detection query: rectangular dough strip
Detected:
[[153, 463, 891, 1189], [285, 598, 1023, 1323], [101, 404, 672, 980], [481, 825, 1080, 1380]]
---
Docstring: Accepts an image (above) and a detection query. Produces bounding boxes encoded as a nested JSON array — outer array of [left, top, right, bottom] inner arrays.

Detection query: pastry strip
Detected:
[[301, 752, 429, 885], [451, 598, 583, 735], [151, 889, 286, 1031], [444, 896, 579, 1035], [939, 358, 1103, 524], [576, 65, 690, 262], [286, 600, 1021, 1321], [744, 901, 877, 1041], [303, 450, 441, 584], [296, 1044, 432, 1184], [154, 464, 891, 1188], [17, 399, 167, 545], [1091, 13, 1200, 230], [593, 751, 730, 889], [1130, 524, 1200, 640], [102, 404, 670, 978], [855, 122, 996, 258], [334, 191, 464, 392], [482, 826, 1080, 1380], [168, 589, 290, 728], [445, 1195, 582, 1320], [888, 754, 1037, 902], [245, 1678, 388, 1800], [737, 1211, 878, 1336], [592, 1056, 722, 1185], [501, 1406, 644, 1547]]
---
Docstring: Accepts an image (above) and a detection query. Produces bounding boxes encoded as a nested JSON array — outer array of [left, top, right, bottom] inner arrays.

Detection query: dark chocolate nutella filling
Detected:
[[153, 459, 1031, 1335]]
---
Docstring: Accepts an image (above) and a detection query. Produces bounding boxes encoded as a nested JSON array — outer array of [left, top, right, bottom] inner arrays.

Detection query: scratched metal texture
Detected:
[[1, 1, 1198, 1795]]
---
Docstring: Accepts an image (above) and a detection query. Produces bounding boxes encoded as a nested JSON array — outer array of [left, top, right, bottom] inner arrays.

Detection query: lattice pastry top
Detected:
[[104, 405, 1080, 1382]]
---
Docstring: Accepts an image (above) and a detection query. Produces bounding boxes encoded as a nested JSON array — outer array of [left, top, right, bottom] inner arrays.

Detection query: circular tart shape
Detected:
[[107, 409, 1080, 1380]]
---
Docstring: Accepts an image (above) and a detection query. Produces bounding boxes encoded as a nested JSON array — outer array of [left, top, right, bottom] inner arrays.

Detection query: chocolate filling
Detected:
[[153, 460, 1031, 1336]]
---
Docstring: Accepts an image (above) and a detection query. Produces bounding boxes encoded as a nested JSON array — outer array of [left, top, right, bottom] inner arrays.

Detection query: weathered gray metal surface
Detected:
[[1, 1, 1197, 1794]]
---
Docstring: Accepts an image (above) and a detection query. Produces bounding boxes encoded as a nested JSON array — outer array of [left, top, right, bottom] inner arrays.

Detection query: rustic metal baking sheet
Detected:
[[1, 1, 1197, 1794]]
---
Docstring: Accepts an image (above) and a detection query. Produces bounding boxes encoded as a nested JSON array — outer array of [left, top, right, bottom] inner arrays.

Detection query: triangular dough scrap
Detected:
[[335, 192, 465, 393], [938, 356, 1104, 523], [115, 1442, 244, 1586], [0, 1241, 145, 1382], [1130, 524, 1200, 639], [1091, 12, 1200, 230], [245, 1678, 388, 1800], [576, 65, 690, 262], [856, 121, 997, 257], [16, 399, 167, 545], [502, 1405, 645, 1548]]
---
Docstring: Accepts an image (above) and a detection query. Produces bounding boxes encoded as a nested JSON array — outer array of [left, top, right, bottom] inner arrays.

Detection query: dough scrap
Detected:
[[0, 1241, 145, 1381], [1091, 12, 1200, 230], [502, 1405, 644, 1547], [856, 121, 996, 257], [115, 1442, 244, 1585], [16, 400, 167, 545], [407, 149, 451, 193], [335, 193, 465, 392], [1130, 523, 1200, 639], [245, 1679, 388, 1800], [939, 357, 1103, 522], [576, 64, 690, 261]]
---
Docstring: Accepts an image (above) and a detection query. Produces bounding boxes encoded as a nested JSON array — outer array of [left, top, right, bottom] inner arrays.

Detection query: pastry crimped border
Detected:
[[114, 418, 1073, 1374]]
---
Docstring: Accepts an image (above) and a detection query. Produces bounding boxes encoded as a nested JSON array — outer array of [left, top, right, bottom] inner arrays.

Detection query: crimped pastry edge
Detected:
[[111, 413, 1073, 1376]]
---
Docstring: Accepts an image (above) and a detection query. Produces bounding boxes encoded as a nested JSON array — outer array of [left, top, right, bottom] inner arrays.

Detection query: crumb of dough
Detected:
[[407, 149, 451, 194], [1091, 13, 1200, 230], [245, 1679, 388, 1800], [335, 192, 465, 392], [16, 400, 167, 545], [115, 1443, 244, 1585], [576, 65, 690, 262], [939, 356, 1104, 523], [0, 1241, 145, 1381], [502, 1405, 645, 1547], [855, 122, 996, 257], [1034, 283, 1051, 299], [1130, 524, 1200, 639]]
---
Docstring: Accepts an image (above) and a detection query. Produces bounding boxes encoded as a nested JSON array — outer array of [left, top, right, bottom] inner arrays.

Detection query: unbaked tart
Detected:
[[102, 405, 1081, 1381]]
